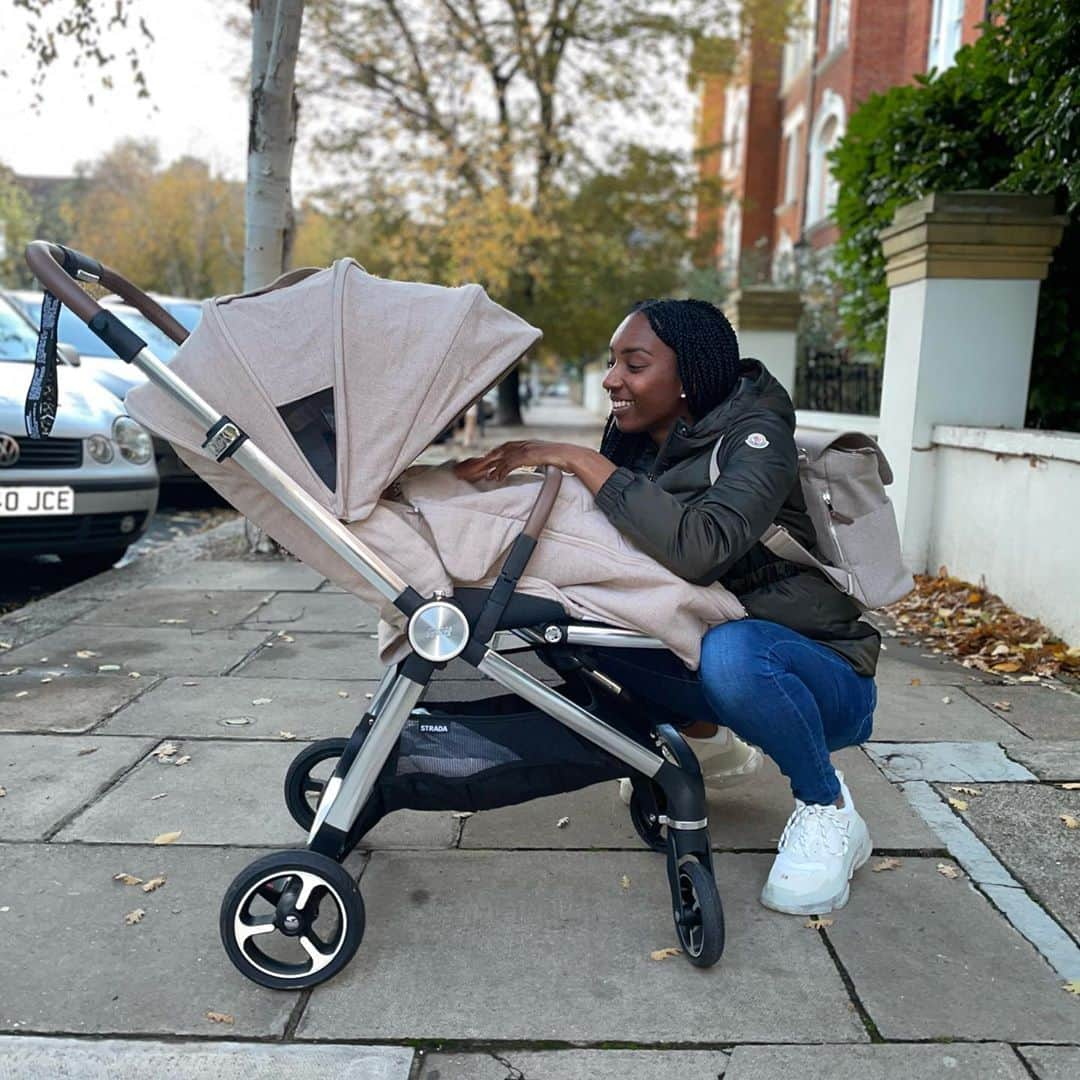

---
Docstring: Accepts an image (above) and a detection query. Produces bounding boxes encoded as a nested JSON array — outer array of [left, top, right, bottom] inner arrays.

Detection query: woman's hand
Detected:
[[453, 440, 571, 484], [454, 440, 617, 495]]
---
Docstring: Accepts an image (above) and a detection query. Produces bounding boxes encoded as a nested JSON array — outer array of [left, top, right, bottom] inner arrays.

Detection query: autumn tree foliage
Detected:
[[297, 0, 790, 420], [58, 139, 245, 297]]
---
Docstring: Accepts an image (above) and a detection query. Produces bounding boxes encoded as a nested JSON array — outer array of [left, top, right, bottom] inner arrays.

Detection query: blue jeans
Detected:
[[597, 619, 876, 806]]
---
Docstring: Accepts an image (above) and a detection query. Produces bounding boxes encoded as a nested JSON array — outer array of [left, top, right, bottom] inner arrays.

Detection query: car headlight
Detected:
[[112, 416, 153, 465], [86, 434, 114, 463]]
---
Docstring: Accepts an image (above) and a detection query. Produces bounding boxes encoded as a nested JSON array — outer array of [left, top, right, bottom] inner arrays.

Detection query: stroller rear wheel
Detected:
[[220, 849, 364, 990], [672, 859, 724, 968], [284, 738, 349, 831]]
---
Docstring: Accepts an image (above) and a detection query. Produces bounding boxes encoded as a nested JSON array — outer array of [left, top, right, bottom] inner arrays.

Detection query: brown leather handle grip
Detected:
[[521, 465, 562, 540], [25, 240, 189, 346]]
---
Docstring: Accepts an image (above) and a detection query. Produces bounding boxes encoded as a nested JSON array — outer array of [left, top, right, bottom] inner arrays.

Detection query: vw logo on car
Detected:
[[0, 433, 20, 468]]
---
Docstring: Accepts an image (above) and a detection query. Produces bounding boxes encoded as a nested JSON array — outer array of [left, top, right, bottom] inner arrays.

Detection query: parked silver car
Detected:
[[7, 288, 202, 485], [0, 292, 158, 573]]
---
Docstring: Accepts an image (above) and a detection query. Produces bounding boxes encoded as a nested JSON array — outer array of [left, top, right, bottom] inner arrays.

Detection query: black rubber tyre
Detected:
[[220, 849, 365, 990], [628, 789, 667, 854], [63, 547, 129, 577], [673, 859, 725, 968], [284, 738, 348, 831]]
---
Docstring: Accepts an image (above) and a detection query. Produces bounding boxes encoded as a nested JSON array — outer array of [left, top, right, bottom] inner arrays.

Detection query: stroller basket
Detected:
[[376, 686, 648, 817]]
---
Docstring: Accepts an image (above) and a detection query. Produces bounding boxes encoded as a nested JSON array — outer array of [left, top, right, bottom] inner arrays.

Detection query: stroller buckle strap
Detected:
[[203, 417, 248, 462], [658, 815, 709, 831]]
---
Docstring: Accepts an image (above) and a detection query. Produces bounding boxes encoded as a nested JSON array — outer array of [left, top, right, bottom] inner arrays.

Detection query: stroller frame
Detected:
[[27, 242, 725, 988]]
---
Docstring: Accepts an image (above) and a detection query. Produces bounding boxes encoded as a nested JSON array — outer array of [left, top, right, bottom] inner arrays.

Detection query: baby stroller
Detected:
[[27, 243, 725, 989]]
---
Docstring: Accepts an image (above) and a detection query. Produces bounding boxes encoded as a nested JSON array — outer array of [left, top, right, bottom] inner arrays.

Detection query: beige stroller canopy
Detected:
[[127, 258, 541, 524]]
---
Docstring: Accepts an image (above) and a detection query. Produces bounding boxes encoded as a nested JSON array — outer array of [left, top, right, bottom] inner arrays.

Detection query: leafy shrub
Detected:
[[830, 0, 1080, 429]]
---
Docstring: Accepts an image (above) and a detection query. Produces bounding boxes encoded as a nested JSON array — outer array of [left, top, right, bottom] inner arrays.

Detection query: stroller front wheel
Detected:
[[220, 849, 365, 990], [673, 859, 724, 968]]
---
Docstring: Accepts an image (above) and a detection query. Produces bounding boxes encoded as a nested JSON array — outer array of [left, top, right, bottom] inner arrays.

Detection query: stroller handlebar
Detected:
[[25, 240, 189, 348], [522, 466, 563, 540]]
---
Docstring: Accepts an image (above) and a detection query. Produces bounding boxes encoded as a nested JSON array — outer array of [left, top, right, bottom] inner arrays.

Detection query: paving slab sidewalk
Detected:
[[3, 409, 1080, 1073]]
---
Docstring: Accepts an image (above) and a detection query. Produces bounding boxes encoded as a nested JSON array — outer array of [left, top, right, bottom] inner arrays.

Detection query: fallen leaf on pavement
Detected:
[[40, 676, 52, 684], [77, 747, 98, 756], [142, 876, 166, 894], [805, 917, 834, 929], [151, 743, 179, 762], [158, 618, 188, 625], [337, 690, 349, 698], [0, 787, 6, 798], [0, 667, 22, 677], [941, 696, 952, 705], [75, 650, 97, 659], [205, 1011, 235, 1025], [113, 873, 143, 886], [151, 792, 168, 800], [278, 731, 297, 741], [182, 681, 199, 687], [174, 755, 191, 767], [252, 698, 273, 706], [650, 947, 681, 961], [1063, 981, 1080, 996], [124, 908, 146, 925], [1018, 675, 1042, 683], [948, 797, 969, 811], [1060, 815, 1080, 830], [992, 701, 1012, 712], [952, 786, 982, 797], [910, 678, 921, 687], [1060, 783, 1080, 791], [872, 858, 902, 872], [992, 662, 1022, 673], [937, 863, 962, 879], [98, 664, 121, 672], [14, 691, 28, 698], [153, 831, 182, 845], [128, 672, 141, 679], [620, 875, 631, 889], [556, 816, 570, 828]]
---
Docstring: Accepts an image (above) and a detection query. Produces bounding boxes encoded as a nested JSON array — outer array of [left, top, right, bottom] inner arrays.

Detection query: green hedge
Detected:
[[830, 0, 1080, 430]]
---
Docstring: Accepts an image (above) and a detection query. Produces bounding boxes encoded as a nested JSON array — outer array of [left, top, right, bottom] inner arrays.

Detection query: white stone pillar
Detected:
[[727, 287, 803, 396], [876, 191, 1065, 572]]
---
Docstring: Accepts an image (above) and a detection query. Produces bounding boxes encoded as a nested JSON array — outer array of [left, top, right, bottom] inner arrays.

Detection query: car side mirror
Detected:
[[57, 342, 81, 367]]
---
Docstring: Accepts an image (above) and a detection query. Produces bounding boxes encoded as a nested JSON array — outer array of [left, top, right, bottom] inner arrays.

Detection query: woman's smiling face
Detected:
[[603, 311, 690, 444]]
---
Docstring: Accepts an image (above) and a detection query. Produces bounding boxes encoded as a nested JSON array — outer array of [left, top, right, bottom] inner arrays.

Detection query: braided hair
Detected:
[[599, 298, 742, 467]]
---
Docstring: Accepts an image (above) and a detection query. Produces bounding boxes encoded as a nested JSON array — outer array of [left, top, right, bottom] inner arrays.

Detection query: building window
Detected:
[[781, 106, 805, 207], [928, 0, 965, 73], [722, 86, 748, 179], [806, 91, 845, 228], [772, 230, 796, 284], [827, 0, 850, 52], [722, 200, 743, 282], [781, 0, 817, 86]]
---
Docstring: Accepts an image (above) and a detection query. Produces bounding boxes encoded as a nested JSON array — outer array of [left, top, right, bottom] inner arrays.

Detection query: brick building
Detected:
[[696, 0, 989, 284]]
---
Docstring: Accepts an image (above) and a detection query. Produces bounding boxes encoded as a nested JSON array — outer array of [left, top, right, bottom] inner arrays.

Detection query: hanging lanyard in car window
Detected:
[[25, 289, 61, 438]]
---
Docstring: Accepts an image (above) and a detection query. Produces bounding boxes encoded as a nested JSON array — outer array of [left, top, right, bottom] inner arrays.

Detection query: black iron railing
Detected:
[[794, 349, 882, 415]]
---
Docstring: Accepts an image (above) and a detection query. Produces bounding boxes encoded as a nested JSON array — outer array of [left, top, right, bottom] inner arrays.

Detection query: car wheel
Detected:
[[63, 547, 129, 576]]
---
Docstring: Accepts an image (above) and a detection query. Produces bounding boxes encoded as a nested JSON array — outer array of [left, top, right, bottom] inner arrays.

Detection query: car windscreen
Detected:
[[19, 302, 180, 361], [0, 297, 42, 361]]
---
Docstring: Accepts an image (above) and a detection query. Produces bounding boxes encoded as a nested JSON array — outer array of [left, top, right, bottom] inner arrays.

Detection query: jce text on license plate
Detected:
[[0, 486, 75, 516]]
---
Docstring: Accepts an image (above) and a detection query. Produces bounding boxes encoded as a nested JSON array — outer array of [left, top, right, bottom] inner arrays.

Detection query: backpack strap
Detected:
[[708, 434, 855, 596]]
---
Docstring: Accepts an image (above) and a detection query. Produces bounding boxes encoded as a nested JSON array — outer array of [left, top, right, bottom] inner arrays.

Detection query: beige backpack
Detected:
[[710, 428, 914, 611]]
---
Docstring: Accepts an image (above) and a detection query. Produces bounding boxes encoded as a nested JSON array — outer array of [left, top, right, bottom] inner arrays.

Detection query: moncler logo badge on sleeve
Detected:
[[745, 433, 770, 449]]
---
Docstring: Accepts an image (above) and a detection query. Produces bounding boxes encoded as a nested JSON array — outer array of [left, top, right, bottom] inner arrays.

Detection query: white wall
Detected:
[[928, 425, 1080, 644]]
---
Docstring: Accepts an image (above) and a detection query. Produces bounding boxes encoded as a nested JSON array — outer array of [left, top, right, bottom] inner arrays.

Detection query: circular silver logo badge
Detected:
[[0, 434, 20, 468]]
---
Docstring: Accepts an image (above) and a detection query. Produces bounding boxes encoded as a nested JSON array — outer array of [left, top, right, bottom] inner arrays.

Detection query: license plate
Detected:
[[0, 486, 76, 516]]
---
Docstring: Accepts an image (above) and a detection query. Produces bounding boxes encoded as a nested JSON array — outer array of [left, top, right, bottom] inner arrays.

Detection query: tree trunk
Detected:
[[245, 0, 304, 291], [244, 0, 304, 554]]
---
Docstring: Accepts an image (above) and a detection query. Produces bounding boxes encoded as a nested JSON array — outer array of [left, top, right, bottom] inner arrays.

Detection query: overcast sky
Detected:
[[2, 0, 697, 194], [1, 0, 251, 183]]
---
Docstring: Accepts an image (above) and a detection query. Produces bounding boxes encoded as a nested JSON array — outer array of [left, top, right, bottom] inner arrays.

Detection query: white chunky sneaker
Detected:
[[618, 727, 763, 805], [759, 772, 871, 915]]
